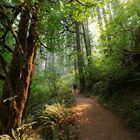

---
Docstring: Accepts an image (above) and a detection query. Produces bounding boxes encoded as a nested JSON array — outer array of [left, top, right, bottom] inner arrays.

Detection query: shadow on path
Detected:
[[72, 95, 139, 140]]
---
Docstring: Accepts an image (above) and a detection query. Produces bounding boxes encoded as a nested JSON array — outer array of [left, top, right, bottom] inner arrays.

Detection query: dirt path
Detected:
[[72, 95, 139, 140]]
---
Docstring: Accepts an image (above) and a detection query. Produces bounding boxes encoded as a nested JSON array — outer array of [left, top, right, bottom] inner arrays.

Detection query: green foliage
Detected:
[[27, 71, 75, 114], [31, 71, 58, 95], [101, 95, 140, 131], [57, 72, 75, 94], [90, 0, 140, 132], [64, 0, 97, 21], [32, 103, 75, 140], [93, 0, 140, 92], [25, 71, 76, 139], [2, 0, 140, 137]]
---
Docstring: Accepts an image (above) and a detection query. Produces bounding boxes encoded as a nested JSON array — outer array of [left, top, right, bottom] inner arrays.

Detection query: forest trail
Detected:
[[72, 94, 139, 140]]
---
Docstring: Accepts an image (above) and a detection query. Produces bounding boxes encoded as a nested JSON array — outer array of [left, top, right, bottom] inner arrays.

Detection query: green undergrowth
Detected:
[[25, 71, 76, 140], [91, 61, 140, 132], [27, 71, 75, 113], [32, 103, 76, 140], [99, 89, 140, 131], [0, 71, 77, 140]]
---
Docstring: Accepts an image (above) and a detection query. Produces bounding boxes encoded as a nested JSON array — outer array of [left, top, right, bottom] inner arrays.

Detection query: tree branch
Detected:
[[60, 20, 83, 35]]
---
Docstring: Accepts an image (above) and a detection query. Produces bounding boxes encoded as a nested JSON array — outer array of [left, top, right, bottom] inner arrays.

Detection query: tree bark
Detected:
[[82, 20, 93, 91], [75, 21, 85, 93], [82, 20, 92, 70], [0, 1, 40, 135]]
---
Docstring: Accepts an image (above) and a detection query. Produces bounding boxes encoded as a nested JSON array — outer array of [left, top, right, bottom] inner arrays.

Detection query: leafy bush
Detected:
[[33, 103, 76, 140]]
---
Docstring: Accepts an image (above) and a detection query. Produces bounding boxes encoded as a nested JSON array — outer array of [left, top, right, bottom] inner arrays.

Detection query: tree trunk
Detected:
[[0, 1, 40, 135], [82, 20, 93, 91], [75, 21, 85, 93], [97, 5, 104, 35], [82, 20, 92, 70]]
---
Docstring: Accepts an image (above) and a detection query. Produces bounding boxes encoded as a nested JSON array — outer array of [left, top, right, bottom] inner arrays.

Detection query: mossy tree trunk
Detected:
[[0, 1, 40, 135]]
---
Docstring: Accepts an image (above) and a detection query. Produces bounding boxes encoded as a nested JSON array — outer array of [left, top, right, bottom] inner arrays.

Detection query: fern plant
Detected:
[[34, 103, 75, 140]]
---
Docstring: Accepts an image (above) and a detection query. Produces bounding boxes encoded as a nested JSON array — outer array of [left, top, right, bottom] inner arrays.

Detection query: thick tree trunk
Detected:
[[0, 1, 40, 135], [75, 21, 85, 93]]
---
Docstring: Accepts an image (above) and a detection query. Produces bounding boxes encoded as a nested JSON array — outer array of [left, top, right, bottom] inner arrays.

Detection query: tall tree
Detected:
[[82, 19, 94, 90], [0, 0, 40, 135], [75, 21, 85, 93]]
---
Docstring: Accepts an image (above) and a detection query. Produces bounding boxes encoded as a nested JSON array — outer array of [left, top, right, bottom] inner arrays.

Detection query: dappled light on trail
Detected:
[[72, 102, 93, 123]]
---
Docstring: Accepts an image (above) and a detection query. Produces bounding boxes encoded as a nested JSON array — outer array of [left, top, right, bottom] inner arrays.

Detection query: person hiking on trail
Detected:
[[73, 84, 77, 94], [73, 84, 77, 92]]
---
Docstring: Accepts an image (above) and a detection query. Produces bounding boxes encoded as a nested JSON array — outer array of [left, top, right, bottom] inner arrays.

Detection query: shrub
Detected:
[[33, 103, 76, 140]]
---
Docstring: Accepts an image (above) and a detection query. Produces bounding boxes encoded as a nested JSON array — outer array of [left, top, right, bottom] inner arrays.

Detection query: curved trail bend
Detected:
[[72, 95, 139, 140]]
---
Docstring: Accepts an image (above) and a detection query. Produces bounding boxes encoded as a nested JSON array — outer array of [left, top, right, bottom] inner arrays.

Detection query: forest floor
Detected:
[[72, 94, 139, 140]]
